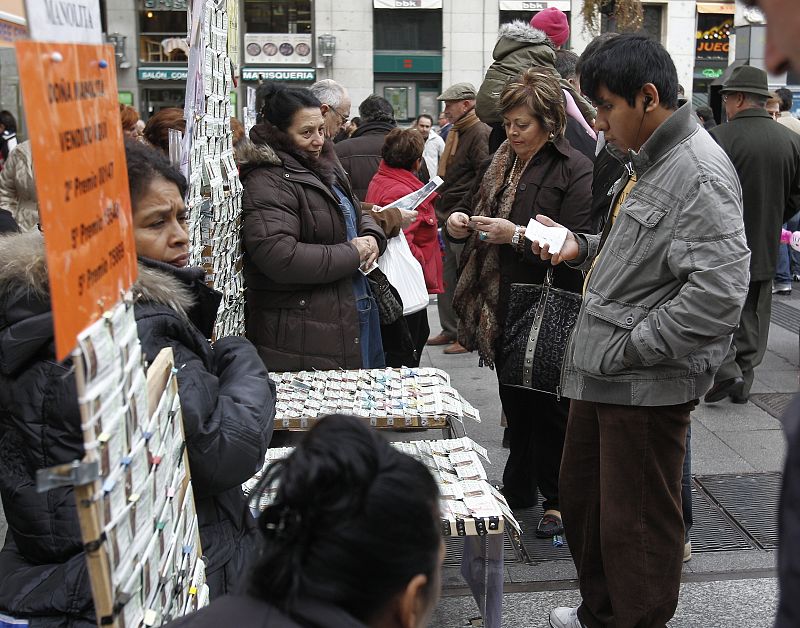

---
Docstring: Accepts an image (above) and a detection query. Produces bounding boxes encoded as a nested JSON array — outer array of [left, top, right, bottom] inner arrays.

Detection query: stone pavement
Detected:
[[0, 294, 794, 627], [422, 290, 797, 628]]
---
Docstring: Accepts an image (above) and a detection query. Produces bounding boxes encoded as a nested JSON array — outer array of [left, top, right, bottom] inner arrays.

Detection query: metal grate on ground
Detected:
[[770, 300, 800, 335], [696, 473, 783, 550], [750, 392, 795, 419], [688, 484, 754, 552], [512, 505, 573, 562]]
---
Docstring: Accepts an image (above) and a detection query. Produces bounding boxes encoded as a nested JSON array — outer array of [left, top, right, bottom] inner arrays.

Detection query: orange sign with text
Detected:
[[16, 41, 137, 360]]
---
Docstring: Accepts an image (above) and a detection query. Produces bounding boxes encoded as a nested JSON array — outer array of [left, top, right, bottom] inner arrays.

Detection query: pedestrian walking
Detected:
[[704, 65, 800, 404]]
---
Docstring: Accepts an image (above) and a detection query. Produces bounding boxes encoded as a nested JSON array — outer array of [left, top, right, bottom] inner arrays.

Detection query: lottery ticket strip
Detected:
[[184, 0, 245, 340], [244, 437, 523, 628], [270, 367, 480, 439], [37, 304, 209, 628]]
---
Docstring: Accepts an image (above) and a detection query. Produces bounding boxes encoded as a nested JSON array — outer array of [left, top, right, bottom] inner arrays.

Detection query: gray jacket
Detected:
[[563, 104, 751, 406]]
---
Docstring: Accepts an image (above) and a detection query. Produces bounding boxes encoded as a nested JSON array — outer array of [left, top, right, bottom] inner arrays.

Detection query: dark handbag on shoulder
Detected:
[[365, 267, 404, 325], [498, 267, 582, 396]]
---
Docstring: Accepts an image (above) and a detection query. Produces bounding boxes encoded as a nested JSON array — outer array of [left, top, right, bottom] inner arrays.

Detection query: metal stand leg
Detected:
[[461, 534, 504, 628]]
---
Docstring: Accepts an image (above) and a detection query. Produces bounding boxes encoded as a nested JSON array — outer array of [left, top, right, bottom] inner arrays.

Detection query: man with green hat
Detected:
[[426, 82, 490, 354], [704, 64, 800, 404]]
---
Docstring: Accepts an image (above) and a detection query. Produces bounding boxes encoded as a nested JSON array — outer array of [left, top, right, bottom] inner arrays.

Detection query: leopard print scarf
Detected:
[[453, 141, 527, 368]]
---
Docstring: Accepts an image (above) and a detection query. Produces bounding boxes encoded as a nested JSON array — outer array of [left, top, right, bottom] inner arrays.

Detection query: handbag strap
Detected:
[[522, 267, 553, 388]]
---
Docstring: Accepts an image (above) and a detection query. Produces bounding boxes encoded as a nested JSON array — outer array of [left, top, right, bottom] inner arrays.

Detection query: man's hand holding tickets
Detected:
[[526, 215, 580, 265]]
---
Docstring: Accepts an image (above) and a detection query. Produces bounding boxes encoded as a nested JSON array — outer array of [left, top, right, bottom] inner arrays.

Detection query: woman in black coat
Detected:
[[0, 142, 275, 625]]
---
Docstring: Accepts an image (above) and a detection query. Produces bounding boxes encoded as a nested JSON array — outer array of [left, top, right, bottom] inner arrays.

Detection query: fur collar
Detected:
[[242, 122, 339, 188], [497, 20, 550, 45], [0, 231, 196, 317]]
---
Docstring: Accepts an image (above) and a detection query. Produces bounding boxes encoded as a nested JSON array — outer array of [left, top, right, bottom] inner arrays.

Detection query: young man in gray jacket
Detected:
[[529, 35, 751, 628]]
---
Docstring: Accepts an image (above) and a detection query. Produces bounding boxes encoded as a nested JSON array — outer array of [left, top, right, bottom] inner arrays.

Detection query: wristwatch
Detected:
[[511, 224, 523, 246]]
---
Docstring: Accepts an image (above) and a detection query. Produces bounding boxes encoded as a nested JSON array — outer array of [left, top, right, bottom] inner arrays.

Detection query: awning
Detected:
[[499, 1, 570, 10], [697, 2, 736, 14], [373, 0, 442, 8]]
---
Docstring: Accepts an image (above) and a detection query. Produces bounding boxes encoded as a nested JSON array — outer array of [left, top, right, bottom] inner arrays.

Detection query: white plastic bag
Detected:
[[377, 231, 429, 315]]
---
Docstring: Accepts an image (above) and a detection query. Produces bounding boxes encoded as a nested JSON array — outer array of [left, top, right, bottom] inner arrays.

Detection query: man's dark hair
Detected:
[[580, 34, 679, 109], [575, 32, 619, 78], [555, 49, 579, 80], [125, 140, 187, 208], [258, 82, 321, 132], [776, 87, 794, 112], [415, 113, 433, 126], [247, 415, 441, 622], [359, 95, 396, 123], [695, 105, 714, 123]]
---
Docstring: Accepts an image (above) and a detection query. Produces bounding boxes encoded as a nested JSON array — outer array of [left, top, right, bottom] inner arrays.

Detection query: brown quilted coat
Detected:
[[239, 125, 386, 372]]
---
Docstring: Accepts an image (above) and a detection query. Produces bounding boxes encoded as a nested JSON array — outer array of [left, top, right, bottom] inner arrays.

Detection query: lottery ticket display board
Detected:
[[183, 0, 244, 340], [74, 321, 207, 627], [15, 41, 137, 360], [270, 368, 481, 433], [244, 438, 521, 538]]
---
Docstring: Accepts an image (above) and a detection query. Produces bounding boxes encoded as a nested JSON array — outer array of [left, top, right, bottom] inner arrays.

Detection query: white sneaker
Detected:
[[549, 606, 585, 628], [683, 540, 692, 562]]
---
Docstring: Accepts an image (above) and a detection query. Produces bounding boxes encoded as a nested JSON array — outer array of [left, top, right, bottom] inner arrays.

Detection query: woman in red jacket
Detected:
[[366, 128, 443, 363]]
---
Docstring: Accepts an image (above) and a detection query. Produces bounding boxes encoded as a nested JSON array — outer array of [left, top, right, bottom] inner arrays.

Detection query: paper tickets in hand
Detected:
[[524, 217, 569, 255]]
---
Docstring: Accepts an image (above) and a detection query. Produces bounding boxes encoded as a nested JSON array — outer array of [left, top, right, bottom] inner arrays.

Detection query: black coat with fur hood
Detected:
[[239, 124, 386, 372], [0, 232, 275, 625]]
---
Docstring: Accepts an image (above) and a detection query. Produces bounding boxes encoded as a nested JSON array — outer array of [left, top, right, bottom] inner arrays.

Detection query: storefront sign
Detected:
[[696, 14, 732, 62], [696, 2, 735, 14], [244, 33, 312, 65], [138, 66, 188, 80], [141, 0, 188, 9], [499, 1, 571, 10], [23, 0, 102, 44], [373, 0, 443, 8], [241, 67, 315, 82], [0, 14, 26, 46], [16, 41, 137, 360]]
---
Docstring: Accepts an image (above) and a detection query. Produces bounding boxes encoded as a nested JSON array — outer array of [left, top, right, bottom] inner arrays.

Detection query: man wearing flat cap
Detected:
[[426, 82, 491, 353], [705, 64, 800, 405]]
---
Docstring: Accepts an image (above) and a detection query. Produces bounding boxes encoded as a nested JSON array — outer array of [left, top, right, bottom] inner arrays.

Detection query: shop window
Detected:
[[374, 9, 442, 51], [601, 4, 663, 43], [139, 5, 189, 64], [243, 0, 311, 34], [243, 0, 312, 65]]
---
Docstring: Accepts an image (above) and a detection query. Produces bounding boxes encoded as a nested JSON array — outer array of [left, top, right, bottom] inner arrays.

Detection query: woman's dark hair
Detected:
[[0, 110, 16, 134], [119, 103, 139, 133], [125, 139, 187, 209], [350, 116, 361, 128], [580, 34, 679, 110], [248, 415, 441, 623], [258, 82, 321, 132], [143, 107, 186, 154], [382, 128, 424, 170]]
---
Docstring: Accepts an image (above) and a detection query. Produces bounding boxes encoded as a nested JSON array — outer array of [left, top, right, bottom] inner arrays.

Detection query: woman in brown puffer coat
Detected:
[[240, 83, 387, 372]]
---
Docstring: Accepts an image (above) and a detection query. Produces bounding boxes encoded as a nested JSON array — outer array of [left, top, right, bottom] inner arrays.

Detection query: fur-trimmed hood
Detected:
[[238, 122, 340, 188], [0, 230, 206, 373], [494, 20, 552, 59]]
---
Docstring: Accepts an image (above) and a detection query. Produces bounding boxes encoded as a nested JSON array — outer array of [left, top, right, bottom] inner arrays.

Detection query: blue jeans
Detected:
[[681, 425, 692, 543], [356, 295, 385, 368], [775, 212, 800, 285]]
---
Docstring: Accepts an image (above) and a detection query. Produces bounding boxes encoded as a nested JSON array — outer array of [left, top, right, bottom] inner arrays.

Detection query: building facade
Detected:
[[100, 0, 736, 120]]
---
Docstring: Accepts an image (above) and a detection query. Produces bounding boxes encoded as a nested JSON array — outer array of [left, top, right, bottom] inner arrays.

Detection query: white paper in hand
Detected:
[[524, 218, 569, 255]]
